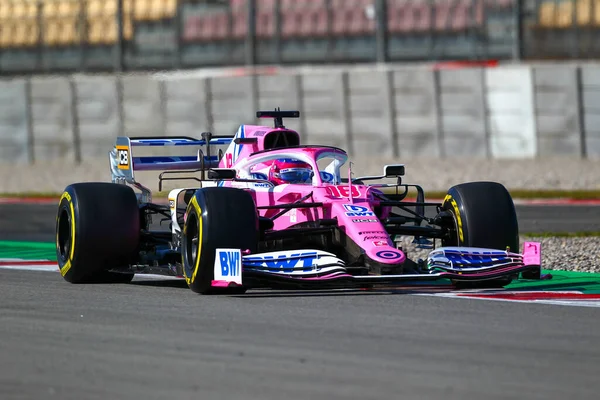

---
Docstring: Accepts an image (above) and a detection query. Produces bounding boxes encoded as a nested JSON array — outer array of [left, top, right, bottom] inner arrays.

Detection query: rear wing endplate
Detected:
[[110, 135, 233, 200]]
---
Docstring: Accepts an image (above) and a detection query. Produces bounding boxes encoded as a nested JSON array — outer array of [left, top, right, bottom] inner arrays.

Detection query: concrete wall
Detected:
[[581, 67, 600, 158], [485, 66, 537, 158], [392, 69, 440, 157], [30, 77, 76, 162], [211, 76, 257, 135], [439, 68, 487, 157], [122, 75, 164, 137], [533, 66, 583, 157], [257, 75, 303, 134], [0, 79, 30, 163], [164, 77, 211, 136], [74, 75, 120, 159], [1, 63, 600, 164], [301, 73, 348, 148]]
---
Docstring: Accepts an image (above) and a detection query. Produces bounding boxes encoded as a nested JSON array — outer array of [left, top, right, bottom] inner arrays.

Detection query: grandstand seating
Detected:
[[180, 0, 504, 43], [0, 0, 524, 65], [0, 0, 519, 49], [0, 0, 176, 48], [537, 0, 600, 28]]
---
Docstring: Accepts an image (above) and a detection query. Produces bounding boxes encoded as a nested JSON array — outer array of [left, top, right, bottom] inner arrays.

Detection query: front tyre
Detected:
[[181, 187, 259, 294], [442, 181, 519, 288], [56, 183, 140, 283]]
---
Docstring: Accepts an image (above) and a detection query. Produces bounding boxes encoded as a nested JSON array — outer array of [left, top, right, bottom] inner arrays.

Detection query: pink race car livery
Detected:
[[55, 110, 545, 294]]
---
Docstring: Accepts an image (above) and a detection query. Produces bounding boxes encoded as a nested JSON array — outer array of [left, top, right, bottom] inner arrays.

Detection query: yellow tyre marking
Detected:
[[61, 260, 72, 277], [444, 194, 464, 243], [183, 196, 203, 285], [58, 191, 76, 277]]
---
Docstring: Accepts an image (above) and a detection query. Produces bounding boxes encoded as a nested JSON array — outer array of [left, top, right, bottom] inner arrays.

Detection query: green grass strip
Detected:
[[523, 232, 600, 238], [0, 192, 62, 198], [507, 269, 600, 294], [0, 241, 56, 261]]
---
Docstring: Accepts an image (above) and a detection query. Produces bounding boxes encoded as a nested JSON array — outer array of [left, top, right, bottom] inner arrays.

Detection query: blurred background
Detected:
[[0, 0, 596, 71], [0, 0, 599, 187]]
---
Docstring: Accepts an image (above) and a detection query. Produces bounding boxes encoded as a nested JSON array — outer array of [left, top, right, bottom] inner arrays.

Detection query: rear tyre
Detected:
[[56, 183, 140, 284], [181, 187, 259, 294], [442, 181, 519, 289]]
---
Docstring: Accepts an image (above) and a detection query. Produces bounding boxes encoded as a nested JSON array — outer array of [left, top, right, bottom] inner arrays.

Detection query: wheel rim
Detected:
[[57, 208, 71, 262], [184, 212, 200, 277], [441, 208, 460, 247]]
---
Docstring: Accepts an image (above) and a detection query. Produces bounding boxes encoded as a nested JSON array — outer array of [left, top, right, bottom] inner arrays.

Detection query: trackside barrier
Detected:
[[1, 63, 599, 164], [0, 79, 29, 163]]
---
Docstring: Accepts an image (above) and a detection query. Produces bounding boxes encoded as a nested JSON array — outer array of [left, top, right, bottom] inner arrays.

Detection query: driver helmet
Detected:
[[268, 158, 313, 185]]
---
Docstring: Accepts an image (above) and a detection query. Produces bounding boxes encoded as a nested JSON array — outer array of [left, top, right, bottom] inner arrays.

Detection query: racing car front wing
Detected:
[[211, 242, 543, 290]]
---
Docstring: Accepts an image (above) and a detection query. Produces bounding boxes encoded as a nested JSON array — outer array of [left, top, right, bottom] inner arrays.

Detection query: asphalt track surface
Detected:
[[1, 203, 600, 242], [2, 269, 600, 400], [2, 203, 600, 399]]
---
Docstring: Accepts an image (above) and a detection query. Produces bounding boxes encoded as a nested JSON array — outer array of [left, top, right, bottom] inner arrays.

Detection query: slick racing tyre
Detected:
[[442, 181, 519, 288], [181, 187, 259, 295], [56, 183, 140, 284]]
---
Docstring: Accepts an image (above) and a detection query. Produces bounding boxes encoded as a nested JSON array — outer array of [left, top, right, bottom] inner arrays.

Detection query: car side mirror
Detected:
[[384, 164, 405, 177]]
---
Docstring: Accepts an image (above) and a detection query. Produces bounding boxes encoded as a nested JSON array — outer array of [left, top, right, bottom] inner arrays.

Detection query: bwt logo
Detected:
[[245, 252, 318, 273], [446, 254, 507, 265], [343, 204, 375, 217], [219, 250, 240, 276]]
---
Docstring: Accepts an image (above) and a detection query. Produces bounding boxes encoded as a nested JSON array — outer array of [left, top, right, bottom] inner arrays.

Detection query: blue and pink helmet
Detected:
[[268, 158, 313, 185]]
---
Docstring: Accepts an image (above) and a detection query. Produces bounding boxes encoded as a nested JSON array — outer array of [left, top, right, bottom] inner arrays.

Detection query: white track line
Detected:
[[0, 263, 182, 280], [414, 292, 600, 308]]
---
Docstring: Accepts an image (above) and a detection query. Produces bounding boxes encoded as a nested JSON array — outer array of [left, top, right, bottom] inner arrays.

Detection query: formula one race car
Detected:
[[55, 109, 543, 294]]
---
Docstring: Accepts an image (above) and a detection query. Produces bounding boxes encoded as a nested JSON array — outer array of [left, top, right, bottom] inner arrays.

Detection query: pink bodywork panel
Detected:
[[211, 280, 244, 288], [215, 125, 406, 266], [522, 241, 541, 267], [218, 125, 300, 169]]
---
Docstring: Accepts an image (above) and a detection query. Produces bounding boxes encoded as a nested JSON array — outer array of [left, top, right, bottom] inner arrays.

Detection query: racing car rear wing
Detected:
[[110, 133, 233, 200]]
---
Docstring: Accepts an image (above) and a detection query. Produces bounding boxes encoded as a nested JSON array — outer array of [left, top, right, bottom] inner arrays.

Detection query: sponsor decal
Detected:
[[255, 130, 267, 136], [328, 186, 361, 198], [214, 249, 242, 284], [352, 218, 379, 223], [343, 204, 375, 217], [251, 172, 268, 180], [375, 250, 403, 260], [116, 146, 129, 170], [169, 199, 175, 209], [289, 208, 297, 223], [363, 235, 388, 241], [359, 231, 386, 235], [225, 153, 233, 168], [372, 240, 388, 247], [428, 248, 514, 267], [244, 251, 318, 273], [320, 171, 335, 183], [134, 139, 192, 145]]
